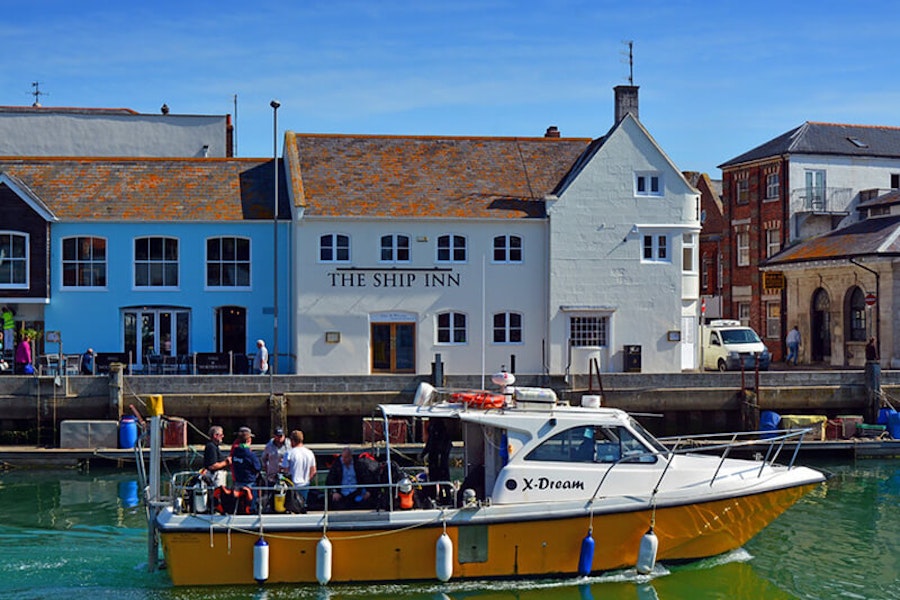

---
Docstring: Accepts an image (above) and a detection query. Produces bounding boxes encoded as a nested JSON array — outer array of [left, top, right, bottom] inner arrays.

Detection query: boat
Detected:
[[139, 376, 826, 586]]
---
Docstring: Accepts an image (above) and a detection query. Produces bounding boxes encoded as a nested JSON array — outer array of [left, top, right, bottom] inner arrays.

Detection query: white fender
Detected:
[[253, 538, 269, 583], [316, 535, 333, 585], [636, 528, 658, 575], [436, 532, 453, 582]]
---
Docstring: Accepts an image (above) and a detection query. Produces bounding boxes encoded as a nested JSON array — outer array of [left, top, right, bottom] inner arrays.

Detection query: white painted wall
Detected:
[[293, 218, 548, 376], [547, 116, 700, 374]]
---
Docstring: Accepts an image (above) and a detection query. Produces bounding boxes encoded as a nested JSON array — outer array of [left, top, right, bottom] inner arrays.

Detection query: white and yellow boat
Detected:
[[144, 382, 825, 586]]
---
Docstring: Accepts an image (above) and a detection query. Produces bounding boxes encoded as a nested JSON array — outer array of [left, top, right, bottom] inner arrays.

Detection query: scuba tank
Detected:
[[192, 478, 209, 513], [273, 478, 287, 513]]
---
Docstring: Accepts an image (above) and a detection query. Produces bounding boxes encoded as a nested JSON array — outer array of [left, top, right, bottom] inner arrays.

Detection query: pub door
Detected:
[[371, 322, 416, 373]]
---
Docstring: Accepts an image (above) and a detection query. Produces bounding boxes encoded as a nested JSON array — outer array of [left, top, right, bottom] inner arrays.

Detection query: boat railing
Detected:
[[590, 428, 810, 504], [167, 469, 457, 515]]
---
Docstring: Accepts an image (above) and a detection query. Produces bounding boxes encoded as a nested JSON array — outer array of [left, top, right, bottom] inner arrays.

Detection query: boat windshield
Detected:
[[628, 417, 669, 457]]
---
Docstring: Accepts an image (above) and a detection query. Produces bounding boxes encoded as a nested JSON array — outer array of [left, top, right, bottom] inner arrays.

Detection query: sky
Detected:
[[4, 0, 900, 176]]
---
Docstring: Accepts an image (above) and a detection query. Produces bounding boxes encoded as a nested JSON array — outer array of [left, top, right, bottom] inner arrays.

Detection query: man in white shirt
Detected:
[[282, 430, 317, 499], [253, 339, 269, 374]]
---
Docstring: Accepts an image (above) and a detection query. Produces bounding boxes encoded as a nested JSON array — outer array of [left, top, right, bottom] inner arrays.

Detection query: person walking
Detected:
[[253, 339, 269, 375], [14, 334, 33, 375], [865, 337, 879, 362], [785, 326, 801, 366]]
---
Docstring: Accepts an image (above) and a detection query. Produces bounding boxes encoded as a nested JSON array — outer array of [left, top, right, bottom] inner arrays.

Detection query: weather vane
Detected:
[[31, 81, 48, 107]]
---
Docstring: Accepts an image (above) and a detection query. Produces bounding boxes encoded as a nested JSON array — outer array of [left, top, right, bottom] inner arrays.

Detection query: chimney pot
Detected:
[[544, 126, 560, 138]]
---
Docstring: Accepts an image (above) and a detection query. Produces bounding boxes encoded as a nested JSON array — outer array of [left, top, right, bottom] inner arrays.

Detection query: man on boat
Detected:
[[203, 425, 230, 487], [282, 429, 317, 500], [262, 427, 289, 484], [326, 447, 375, 509], [230, 426, 262, 500]]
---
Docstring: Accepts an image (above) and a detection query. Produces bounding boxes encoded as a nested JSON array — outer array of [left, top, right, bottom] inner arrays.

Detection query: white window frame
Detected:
[[492, 235, 522, 264], [765, 173, 779, 200], [642, 234, 670, 263], [736, 231, 750, 267], [319, 233, 350, 263], [765, 229, 781, 258], [569, 315, 608, 347], [205, 236, 251, 289], [62, 235, 107, 289], [379, 234, 410, 264], [436, 234, 467, 264], [635, 172, 663, 197], [0, 231, 28, 289], [436, 311, 467, 344], [681, 233, 697, 273], [134, 236, 179, 289], [493, 311, 523, 344], [736, 178, 749, 204]]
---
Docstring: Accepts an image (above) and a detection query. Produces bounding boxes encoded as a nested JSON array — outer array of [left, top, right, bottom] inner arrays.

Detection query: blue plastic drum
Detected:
[[119, 415, 138, 449]]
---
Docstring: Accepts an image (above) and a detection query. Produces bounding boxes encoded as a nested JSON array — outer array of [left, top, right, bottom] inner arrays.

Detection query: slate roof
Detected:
[[288, 133, 592, 218], [719, 122, 900, 168], [763, 214, 900, 266], [0, 157, 286, 221]]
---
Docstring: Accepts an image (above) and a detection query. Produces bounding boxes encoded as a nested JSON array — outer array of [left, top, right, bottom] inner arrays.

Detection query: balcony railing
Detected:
[[791, 187, 853, 212]]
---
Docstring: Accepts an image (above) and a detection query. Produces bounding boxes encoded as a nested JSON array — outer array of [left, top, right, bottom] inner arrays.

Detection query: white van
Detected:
[[701, 320, 771, 371]]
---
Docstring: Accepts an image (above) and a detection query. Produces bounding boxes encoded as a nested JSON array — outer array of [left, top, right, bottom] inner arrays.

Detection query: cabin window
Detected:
[[524, 425, 657, 464]]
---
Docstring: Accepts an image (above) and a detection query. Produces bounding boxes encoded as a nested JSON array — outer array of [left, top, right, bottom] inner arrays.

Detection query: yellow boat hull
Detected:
[[160, 483, 816, 586]]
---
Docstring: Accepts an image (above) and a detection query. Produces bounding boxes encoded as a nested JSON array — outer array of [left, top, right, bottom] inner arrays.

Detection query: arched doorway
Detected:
[[810, 288, 831, 363]]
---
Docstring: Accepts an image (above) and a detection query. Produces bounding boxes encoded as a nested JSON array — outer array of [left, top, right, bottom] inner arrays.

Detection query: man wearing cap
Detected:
[[230, 426, 261, 492], [262, 427, 289, 485]]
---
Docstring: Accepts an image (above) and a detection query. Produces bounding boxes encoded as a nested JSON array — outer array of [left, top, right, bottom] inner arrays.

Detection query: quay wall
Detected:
[[0, 370, 895, 445]]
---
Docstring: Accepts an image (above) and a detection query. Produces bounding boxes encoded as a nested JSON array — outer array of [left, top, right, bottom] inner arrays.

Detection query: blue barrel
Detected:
[[887, 411, 900, 440], [760, 411, 781, 438], [119, 415, 138, 449]]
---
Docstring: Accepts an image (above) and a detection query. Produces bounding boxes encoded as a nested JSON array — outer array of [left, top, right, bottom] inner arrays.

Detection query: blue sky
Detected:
[[4, 1, 900, 175]]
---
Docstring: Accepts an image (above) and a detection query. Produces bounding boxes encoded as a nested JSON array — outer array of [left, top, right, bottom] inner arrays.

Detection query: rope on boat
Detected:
[[194, 510, 448, 542]]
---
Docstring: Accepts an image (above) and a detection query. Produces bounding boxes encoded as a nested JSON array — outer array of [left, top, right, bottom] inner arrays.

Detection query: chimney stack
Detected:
[[544, 126, 560, 138], [614, 85, 639, 123]]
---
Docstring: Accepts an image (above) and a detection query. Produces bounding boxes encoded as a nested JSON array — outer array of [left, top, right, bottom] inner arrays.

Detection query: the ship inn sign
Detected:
[[328, 267, 461, 288]]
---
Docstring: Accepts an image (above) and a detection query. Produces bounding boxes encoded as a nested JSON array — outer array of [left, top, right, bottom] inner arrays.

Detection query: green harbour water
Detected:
[[0, 458, 896, 600]]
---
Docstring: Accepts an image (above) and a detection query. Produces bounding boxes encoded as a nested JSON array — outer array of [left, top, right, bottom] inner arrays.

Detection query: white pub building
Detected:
[[285, 87, 700, 377]]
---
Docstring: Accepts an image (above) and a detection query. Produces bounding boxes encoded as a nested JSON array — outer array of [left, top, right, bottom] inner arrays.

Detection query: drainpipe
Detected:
[[848, 258, 880, 357]]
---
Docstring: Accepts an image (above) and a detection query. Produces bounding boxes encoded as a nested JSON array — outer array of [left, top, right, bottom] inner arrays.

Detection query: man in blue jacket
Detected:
[[230, 426, 262, 498]]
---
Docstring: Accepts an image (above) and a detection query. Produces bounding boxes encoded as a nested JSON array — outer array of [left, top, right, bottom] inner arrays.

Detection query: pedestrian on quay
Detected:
[[865, 337, 879, 362], [785, 326, 801, 366], [253, 339, 269, 375], [14, 333, 33, 375], [80, 348, 95, 375]]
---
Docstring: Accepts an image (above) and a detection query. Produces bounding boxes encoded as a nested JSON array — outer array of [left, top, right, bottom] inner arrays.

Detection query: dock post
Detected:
[[432, 353, 444, 387], [269, 392, 286, 433], [147, 415, 162, 572], [864, 360, 881, 424], [108, 363, 124, 420]]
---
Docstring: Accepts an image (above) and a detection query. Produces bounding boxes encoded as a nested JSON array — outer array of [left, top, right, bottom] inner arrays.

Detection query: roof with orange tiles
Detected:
[[0, 157, 285, 221], [763, 214, 900, 266], [288, 132, 593, 219], [720, 122, 900, 168]]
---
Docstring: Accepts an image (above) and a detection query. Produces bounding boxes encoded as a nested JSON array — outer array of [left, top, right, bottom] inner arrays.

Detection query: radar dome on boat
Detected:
[[491, 370, 516, 387]]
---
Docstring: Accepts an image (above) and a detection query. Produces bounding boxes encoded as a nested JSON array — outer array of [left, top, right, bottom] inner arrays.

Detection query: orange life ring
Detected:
[[452, 391, 505, 409]]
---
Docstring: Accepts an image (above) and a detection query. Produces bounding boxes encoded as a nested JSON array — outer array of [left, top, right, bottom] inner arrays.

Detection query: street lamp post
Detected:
[[270, 99, 280, 378]]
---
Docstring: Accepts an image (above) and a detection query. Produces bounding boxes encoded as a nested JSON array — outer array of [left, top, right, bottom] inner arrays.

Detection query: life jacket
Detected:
[[213, 486, 254, 515]]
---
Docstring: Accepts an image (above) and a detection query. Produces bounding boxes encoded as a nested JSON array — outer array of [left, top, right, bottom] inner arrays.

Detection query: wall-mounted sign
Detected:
[[328, 268, 460, 288], [763, 272, 785, 290]]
